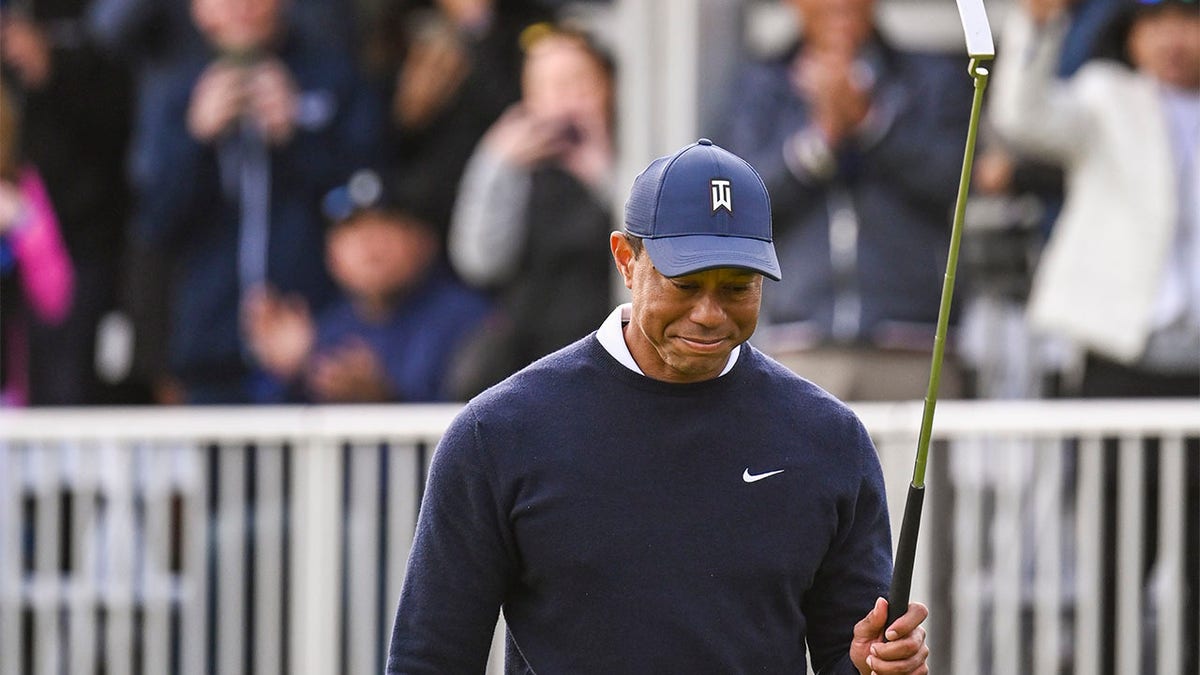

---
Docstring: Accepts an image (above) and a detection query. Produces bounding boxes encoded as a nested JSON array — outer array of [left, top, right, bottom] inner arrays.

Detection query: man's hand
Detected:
[[393, 23, 469, 130], [850, 597, 929, 675], [245, 58, 298, 145], [973, 147, 1017, 196], [307, 339, 393, 403], [242, 285, 315, 380], [791, 43, 872, 149], [187, 61, 247, 142]]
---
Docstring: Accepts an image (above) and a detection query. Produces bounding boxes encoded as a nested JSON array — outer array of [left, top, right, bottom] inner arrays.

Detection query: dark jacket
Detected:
[[447, 166, 613, 398], [306, 264, 492, 403], [725, 38, 972, 349], [135, 26, 384, 396]]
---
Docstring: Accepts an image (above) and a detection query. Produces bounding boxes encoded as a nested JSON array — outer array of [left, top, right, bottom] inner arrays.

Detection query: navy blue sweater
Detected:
[[388, 335, 892, 674]]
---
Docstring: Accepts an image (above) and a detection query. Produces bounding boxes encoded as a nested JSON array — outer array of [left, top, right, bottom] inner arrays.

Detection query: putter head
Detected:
[[956, 0, 995, 59]]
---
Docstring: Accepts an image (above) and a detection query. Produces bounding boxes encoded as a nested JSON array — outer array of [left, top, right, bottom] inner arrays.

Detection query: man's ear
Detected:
[[610, 231, 636, 290]]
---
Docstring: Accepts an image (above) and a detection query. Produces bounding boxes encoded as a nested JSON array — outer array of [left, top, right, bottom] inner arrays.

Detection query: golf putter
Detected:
[[884, 0, 995, 637]]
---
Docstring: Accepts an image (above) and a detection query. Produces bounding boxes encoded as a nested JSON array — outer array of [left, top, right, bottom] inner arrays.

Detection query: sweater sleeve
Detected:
[[803, 416, 893, 675], [989, 9, 1092, 163], [387, 406, 517, 673], [11, 169, 74, 324], [448, 144, 532, 288]]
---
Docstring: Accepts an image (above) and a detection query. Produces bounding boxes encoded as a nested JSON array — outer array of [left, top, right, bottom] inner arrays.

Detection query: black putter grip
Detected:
[[885, 483, 925, 638]]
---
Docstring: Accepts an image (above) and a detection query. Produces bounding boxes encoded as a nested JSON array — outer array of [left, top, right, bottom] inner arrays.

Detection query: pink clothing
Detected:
[[9, 168, 74, 322], [2, 167, 74, 406]]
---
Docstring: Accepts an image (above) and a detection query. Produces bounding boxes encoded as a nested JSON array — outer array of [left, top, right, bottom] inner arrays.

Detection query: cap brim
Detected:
[[643, 235, 781, 281]]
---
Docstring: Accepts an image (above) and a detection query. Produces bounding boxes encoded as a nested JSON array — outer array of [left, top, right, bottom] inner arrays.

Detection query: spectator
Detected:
[[971, 0, 1127, 245], [990, 0, 1199, 397], [1, 0, 133, 404], [959, 0, 1126, 399], [84, 0, 347, 405], [376, 0, 548, 235], [992, 3, 1199, 673], [446, 22, 615, 398], [722, 0, 973, 402], [0, 85, 75, 407], [132, 0, 385, 403], [243, 169, 492, 402]]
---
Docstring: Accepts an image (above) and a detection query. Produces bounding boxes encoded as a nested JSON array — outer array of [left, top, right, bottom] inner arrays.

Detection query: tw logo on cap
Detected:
[[710, 178, 732, 214]]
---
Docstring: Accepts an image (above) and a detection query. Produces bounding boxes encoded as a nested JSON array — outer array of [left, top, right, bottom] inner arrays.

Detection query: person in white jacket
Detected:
[[992, 6, 1198, 673], [990, 0, 1199, 397]]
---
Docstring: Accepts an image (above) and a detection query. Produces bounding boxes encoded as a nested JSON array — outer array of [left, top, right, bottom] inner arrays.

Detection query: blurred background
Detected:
[[0, 0, 1196, 673]]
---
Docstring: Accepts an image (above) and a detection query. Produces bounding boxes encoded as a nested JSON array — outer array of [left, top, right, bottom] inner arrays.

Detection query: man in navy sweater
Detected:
[[388, 140, 929, 674]]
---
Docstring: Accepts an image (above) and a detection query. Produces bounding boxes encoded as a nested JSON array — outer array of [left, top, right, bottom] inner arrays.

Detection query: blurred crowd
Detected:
[[0, 0, 1195, 407]]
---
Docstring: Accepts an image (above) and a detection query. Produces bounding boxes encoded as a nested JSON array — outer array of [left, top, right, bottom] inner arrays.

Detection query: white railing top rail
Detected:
[[0, 399, 1194, 442], [851, 398, 1199, 436], [0, 404, 464, 442]]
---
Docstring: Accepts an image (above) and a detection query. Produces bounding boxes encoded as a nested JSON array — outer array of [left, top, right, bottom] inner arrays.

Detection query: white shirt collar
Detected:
[[595, 303, 740, 377]]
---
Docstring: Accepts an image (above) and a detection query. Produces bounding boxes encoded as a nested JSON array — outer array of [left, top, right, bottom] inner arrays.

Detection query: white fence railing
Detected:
[[1, 400, 1196, 675]]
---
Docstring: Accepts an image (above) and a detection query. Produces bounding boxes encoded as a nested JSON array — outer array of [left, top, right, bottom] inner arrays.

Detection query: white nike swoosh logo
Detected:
[[742, 468, 785, 483]]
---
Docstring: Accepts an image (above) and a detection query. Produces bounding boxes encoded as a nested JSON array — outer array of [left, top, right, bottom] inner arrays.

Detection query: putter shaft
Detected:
[[885, 57, 991, 633]]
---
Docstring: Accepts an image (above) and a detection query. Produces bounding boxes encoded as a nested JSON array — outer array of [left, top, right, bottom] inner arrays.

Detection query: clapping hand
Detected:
[[244, 58, 298, 145], [242, 285, 315, 381], [306, 338, 393, 403], [791, 38, 872, 149], [188, 60, 248, 142], [393, 21, 469, 131]]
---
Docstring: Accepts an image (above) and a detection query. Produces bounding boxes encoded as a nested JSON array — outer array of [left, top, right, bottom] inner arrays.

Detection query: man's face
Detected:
[[327, 212, 437, 303], [192, 0, 283, 54], [789, 0, 876, 53], [1128, 7, 1200, 91], [611, 233, 763, 383]]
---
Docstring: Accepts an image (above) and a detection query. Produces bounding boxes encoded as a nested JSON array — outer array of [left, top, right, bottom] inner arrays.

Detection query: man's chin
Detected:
[[663, 354, 728, 382]]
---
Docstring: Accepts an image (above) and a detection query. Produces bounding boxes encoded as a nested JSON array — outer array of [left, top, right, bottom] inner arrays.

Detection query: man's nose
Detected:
[[689, 292, 727, 327]]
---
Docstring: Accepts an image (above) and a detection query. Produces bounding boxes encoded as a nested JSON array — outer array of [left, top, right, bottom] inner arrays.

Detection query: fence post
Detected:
[[290, 432, 344, 675]]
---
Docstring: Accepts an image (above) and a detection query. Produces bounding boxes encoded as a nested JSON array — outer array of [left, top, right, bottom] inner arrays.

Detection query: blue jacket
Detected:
[[135, 26, 384, 396], [308, 265, 493, 403], [725, 39, 972, 348]]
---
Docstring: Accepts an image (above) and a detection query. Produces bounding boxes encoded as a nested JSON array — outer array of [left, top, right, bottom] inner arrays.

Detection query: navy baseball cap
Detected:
[[624, 138, 781, 281]]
